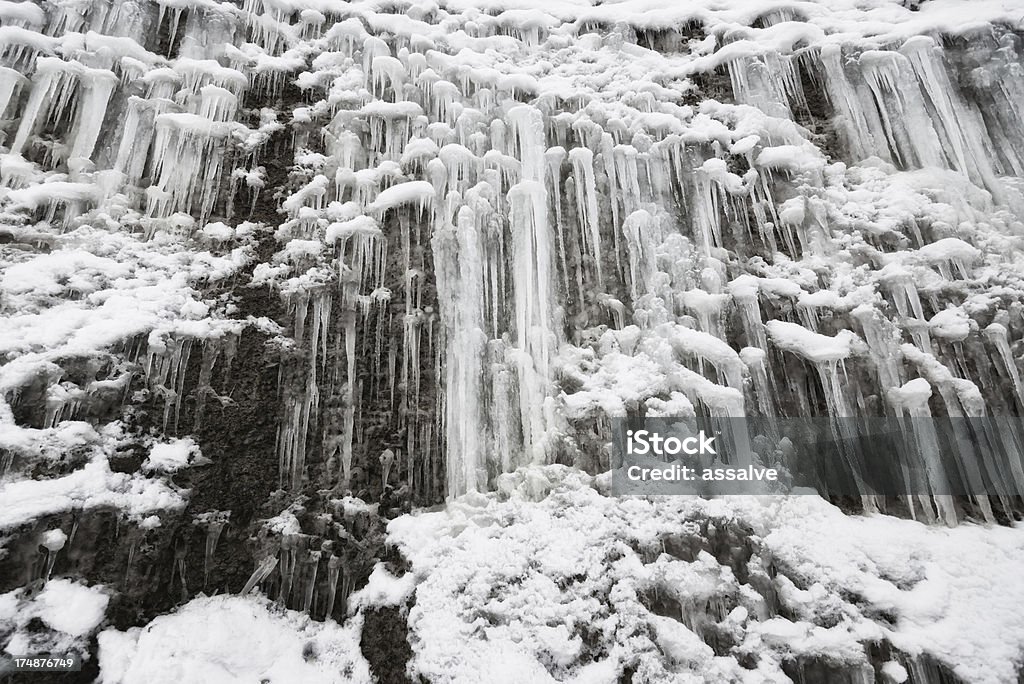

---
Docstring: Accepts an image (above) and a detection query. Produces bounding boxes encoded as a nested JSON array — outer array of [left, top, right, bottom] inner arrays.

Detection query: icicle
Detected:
[[883, 271, 931, 353], [899, 36, 1002, 197], [433, 205, 488, 497], [11, 60, 78, 156], [569, 147, 604, 285], [901, 344, 995, 522], [324, 555, 342, 618], [370, 54, 406, 99], [146, 113, 234, 221], [679, 284, 729, 339], [198, 84, 239, 122], [597, 294, 626, 330], [203, 519, 226, 587], [0, 67, 26, 121], [859, 50, 945, 171], [545, 146, 572, 297], [693, 174, 723, 257], [339, 312, 357, 486], [125, 536, 139, 589], [193, 340, 221, 432], [113, 96, 158, 185], [740, 348, 774, 417], [499, 104, 560, 467], [727, 55, 793, 119], [668, 324, 745, 391], [613, 145, 643, 214], [67, 73, 117, 164], [901, 344, 984, 417], [985, 323, 1024, 410], [302, 550, 320, 613], [508, 178, 557, 466], [172, 541, 188, 601], [853, 304, 903, 393], [888, 379, 958, 526], [241, 556, 279, 595], [277, 535, 301, 607], [621, 209, 658, 302], [729, 284, 767, 357]]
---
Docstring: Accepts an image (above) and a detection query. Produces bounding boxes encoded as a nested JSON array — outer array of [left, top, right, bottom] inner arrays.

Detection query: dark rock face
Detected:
[[361, 606, 415, 684]]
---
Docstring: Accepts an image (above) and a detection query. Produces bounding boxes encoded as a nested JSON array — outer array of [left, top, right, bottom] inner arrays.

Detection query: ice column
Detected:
[[507, 104, 558, 464], [569, 147, 603, 285], [888, 379, 957, 527], [433, 205, 488, 497]]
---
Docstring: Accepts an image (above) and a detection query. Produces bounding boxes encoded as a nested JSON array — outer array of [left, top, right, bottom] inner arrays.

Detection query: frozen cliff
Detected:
[[1, 0, 1024, 681]]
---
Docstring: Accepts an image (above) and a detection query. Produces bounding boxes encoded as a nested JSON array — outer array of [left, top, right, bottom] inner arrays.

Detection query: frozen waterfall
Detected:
[[1, 0, 1024, 681]]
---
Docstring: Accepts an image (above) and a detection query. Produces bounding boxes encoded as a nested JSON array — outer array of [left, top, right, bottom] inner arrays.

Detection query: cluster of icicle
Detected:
[[2, 0, 1024, 526], [269, 1, 1024, 525]]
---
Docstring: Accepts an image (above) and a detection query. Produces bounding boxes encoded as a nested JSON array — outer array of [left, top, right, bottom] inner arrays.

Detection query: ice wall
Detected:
[[1, 0, 1024, 635]]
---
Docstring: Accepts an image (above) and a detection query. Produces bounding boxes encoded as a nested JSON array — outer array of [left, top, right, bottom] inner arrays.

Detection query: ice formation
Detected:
[[0, 0, 1023, 681]]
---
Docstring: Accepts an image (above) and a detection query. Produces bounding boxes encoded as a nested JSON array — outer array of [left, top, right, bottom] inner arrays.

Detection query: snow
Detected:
[[5, 182, 100, 209], [382, 466, 1024, 684], [98, 595, 372, 684], [882, 660, 909, 682], [928, 307, 972, 341], [349, 563, 417, 610], [558, 344, 669, 419], [917, 237, 982, 264], [664, 323, 743, 387], [369, 180, 435, 212], [756, 144, 826, 173], [888, 377, 933, 411], [763, 496, 1024, 684], [40, 528, 67, 551], [0, 1, 45, 26], [201, 221, 234, 241], [766, 320, 861, 363], [34, 580, 110, 637], [324, 215, 380, 244], [1, 580, 109, 660], [0, 456, 186, 530], [143, 438, 202, 473], [0, 214, 249, 526], [263, 510, 303, 536], [0, 225, 247, 393], [3, 0, 1015, 505]]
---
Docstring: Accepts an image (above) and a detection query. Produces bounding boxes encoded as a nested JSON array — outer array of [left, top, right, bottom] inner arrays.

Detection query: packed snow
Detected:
[[1, 579, 110, 664], [387, 466, 1024, 684], [97, 594, 371, 684]]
